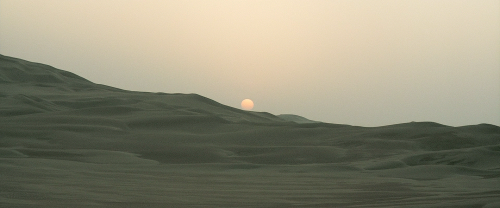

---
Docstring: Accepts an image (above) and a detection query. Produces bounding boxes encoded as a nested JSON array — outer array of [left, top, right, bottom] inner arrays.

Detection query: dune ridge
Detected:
[[1, 54, 500, 207]]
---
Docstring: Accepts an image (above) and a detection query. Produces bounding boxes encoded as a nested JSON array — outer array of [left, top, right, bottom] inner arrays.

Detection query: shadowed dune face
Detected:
[[1, 54, 500, 207], [0, 55, 90, 84]]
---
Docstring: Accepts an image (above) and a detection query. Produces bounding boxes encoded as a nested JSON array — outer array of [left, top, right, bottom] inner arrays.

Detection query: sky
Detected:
[[1, 0, 499, 127]]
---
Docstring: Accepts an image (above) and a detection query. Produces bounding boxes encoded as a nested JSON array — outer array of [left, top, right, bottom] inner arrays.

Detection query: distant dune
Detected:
[[1, 54, 500, 207], [278, 114, 320, 124]]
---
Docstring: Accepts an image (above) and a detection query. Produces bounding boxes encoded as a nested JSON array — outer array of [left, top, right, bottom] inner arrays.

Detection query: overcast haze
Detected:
[[1, 0, 499, 127]]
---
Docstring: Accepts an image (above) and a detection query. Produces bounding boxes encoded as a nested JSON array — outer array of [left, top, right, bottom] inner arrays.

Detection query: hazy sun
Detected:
[[241, 99, 254, 110]]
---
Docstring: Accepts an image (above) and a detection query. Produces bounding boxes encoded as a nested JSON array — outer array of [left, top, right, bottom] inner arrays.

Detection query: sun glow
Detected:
[[241, 99, 254, 110]]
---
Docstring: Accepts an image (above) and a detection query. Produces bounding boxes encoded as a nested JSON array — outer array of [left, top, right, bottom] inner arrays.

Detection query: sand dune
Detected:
[[1, 54, 500, 207], [278, 114, 320, 124]]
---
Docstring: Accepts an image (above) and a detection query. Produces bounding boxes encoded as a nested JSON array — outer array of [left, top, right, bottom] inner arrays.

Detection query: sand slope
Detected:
[[1, 54, 500, 207]]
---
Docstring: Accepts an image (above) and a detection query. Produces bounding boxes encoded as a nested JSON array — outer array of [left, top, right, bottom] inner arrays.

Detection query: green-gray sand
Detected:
[[1, 54, 499, 207]]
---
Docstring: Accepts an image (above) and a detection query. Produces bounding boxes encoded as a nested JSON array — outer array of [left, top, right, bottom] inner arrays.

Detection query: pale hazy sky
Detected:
[[1, 0, 499, 127]]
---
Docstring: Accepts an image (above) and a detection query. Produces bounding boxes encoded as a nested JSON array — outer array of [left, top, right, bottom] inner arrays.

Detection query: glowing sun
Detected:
[[241, 99, 254, 110]]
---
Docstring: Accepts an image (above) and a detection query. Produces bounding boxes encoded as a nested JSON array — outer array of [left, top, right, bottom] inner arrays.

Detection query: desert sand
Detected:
[[1, 54, 500, 207]]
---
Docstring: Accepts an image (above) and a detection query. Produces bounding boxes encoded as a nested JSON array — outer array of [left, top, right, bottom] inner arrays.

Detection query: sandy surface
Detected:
[[1, 54, 500, 207]]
